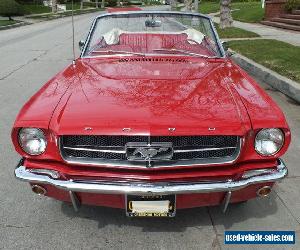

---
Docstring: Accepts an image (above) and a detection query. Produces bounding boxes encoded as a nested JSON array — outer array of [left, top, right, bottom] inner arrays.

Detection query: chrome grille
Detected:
[[60, 135, 241, 168]]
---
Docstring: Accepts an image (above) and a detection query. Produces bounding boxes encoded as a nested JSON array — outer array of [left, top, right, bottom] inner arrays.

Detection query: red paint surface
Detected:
[[12, 49, 290, 209]]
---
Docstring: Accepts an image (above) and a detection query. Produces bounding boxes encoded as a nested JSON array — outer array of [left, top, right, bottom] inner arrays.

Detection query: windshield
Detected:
[[82, 12, 223, 58]]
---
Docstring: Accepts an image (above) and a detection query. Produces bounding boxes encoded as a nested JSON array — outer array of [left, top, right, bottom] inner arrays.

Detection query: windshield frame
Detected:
[[80, 11, 225, 59]]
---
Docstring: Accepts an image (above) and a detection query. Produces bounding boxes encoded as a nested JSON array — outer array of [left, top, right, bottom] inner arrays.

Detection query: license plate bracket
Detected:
[[126, 194, 176, 217]]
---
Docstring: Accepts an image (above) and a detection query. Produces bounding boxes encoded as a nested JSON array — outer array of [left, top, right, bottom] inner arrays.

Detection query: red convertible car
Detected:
[[13, 11, 290, 217]]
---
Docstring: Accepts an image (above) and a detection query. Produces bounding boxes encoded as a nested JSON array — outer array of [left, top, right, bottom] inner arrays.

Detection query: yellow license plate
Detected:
[[126, 195, 176, 217]]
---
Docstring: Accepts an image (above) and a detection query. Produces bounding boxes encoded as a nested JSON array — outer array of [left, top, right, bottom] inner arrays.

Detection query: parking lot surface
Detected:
[[0, 12, 299, 250]]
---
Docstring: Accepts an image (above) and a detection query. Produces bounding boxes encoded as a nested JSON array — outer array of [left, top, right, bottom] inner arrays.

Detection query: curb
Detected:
[[0, 21, 30, 31], [231, 52, 300, 103]]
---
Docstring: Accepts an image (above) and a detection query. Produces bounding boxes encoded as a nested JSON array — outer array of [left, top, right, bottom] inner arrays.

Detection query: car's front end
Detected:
[[12, 11, 290, 217]]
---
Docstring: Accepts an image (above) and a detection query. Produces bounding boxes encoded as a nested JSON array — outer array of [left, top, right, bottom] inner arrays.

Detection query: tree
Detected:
[[170, 0, 177, 9], [52, 0, 57, 13], [95, 0, 99, 8], [0, 0, 22, 20], [184, 0, 193, 11], [220, 0, 233, 28], [80, 0, 84, 9], [101, 0, 105, 8], [194, 0, 199, 12]]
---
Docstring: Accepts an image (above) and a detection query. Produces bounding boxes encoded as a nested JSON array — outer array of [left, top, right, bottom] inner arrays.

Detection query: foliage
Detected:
[[0, 19, 18, 26], [105, 0, 118, 6], [0, 0, 23, 19], [128, 0, 143, 4], [228, 39, 300, 83], [285, 0, 300, 12], [22, 4, 51, 14]]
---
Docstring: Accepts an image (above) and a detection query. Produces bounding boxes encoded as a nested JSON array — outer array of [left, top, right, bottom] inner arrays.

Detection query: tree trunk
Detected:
[[80, 0, 84, 9], [52, 0, 57, 13], [184, 0, 193, 11], [95, 0, 99, 8], [9, 16, 13, 21], [194, 0, 199, 12], [170, 0, 176, 9], [220, 0, 233, 29], [101, 0, 105, 8], [117, 0, 120, 6]]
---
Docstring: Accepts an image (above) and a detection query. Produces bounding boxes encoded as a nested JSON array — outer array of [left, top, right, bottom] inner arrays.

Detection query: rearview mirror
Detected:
[[145, 19, 162, 28], [79, 40, 85, 51]]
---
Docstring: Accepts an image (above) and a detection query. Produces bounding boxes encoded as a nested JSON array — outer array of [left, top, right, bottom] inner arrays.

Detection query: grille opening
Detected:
[[60, 135, 240, 168]]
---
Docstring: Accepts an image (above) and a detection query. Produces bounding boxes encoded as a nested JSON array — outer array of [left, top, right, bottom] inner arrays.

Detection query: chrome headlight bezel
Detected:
[[255, 128, 284, 156], [18, 128, 47, 156]]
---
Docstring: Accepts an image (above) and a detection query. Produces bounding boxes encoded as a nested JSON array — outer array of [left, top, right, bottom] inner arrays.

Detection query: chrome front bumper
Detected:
[[15, 159, 287, 195]]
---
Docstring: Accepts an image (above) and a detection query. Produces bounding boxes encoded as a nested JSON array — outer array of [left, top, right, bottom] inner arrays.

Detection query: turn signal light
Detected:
[[31, 185, 47, 195], [256, 186, 272, 197]]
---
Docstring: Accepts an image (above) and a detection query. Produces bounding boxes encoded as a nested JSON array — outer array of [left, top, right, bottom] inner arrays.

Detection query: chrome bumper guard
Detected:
[[15, 159, 287, 195]]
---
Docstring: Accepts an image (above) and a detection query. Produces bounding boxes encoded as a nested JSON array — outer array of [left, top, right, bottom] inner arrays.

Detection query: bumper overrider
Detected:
[[15, 159, 288, 212]]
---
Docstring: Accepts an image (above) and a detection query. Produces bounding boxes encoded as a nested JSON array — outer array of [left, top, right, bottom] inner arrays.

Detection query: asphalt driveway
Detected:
[[0, 11, 299, 250]]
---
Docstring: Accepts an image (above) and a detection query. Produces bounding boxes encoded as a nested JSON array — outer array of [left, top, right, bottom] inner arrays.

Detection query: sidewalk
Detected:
[[212, 15, 300, 46]]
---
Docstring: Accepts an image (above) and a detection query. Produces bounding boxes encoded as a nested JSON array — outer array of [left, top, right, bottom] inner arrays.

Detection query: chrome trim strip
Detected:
[[64, 146, 236, 154], [63, 146, 126, 154], [15, 159, 287, 195], [173, 147, 236, 153]]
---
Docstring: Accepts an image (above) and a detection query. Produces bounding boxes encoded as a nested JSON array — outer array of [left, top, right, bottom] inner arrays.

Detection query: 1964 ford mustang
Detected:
[[13, 11, 290, 217]]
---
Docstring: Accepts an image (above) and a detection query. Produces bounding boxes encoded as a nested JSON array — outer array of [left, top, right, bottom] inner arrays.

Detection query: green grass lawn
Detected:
[[228, 39, 300, 82], [199, 1, 264, 23], [23, 4, 51, 14], [231, 2, 264, 23], [199, 1, 219, 14], [66, 3, 83, 10], [0, 20, 18, 26], [66, 3, 99, 10], [29, 7, 103, 19], [22, 3, 98, 14], [215, 23, 259, 39]]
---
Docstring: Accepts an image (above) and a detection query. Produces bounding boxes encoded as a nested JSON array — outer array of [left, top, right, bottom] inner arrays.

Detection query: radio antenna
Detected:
[[71, 0, 76, 66]]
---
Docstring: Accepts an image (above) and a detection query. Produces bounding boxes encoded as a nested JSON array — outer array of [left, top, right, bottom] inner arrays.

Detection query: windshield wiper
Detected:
[[90, 50, 146, 57], [152, 48, 217, 58]]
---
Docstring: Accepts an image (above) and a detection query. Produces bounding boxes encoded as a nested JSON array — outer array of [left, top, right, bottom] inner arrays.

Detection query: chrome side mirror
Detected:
[[79, 40, 85, 51], [221, 41, 233, 57], [221, 41, 228, 51]]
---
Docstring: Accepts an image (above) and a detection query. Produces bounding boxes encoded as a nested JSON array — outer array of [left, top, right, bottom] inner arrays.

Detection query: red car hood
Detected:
[[49, 58, 251, 136]]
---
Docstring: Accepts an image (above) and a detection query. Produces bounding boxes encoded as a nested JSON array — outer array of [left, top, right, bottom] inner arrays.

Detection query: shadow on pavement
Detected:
[[60, 194, 278, 231], [208, 193, 279, 230], [61, 203, 212, 232]]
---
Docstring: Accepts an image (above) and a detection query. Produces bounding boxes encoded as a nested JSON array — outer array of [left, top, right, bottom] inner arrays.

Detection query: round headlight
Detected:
[[18, 128, 47, 155], [255, 128, 284, 156]]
